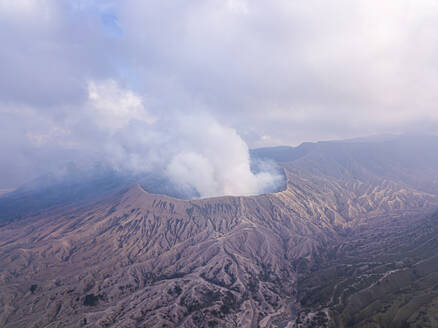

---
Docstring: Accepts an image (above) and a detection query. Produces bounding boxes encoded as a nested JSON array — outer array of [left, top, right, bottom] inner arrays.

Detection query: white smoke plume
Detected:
[[21, 79, 282, 198], [165, 116, 281, 197]]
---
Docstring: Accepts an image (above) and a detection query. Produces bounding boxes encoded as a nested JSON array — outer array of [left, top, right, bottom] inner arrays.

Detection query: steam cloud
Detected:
[[23, 79, 282, 198], [165, 117, 281, 198]]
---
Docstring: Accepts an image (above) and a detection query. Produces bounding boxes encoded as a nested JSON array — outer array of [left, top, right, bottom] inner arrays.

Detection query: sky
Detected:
[[1, 0, 438, 194]]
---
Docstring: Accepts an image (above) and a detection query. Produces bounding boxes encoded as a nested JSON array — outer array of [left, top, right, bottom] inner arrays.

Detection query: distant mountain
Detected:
[[0, 165, 130, 226], [253, 134, 438, 195], [1, 135, 438, 327], [0, 165, 199, 226]]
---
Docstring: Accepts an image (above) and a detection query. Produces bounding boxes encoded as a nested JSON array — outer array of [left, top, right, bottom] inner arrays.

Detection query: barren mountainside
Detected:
[[1, 136, 438, 327]]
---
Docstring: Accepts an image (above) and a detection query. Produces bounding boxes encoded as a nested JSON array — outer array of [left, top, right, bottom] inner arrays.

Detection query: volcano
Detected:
[[1, 135, 438, 328]]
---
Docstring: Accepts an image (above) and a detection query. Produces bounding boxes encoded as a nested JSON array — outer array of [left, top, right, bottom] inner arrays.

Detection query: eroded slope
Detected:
[[1, 164, 437, 327]]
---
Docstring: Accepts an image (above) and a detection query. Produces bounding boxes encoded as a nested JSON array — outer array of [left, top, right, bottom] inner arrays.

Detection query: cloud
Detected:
[[115, 0, 438, 145], [0, 78, 281, 197], [88, 80, 155, 132], [88, 82, 282, 198], [1, 0, 438, 189]]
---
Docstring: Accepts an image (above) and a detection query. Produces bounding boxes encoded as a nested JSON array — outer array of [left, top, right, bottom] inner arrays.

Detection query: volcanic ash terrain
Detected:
[[1, 136, 438, 328]]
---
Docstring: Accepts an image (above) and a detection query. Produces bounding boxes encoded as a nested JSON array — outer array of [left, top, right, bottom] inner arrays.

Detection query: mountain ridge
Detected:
[[1, 135, 438, 327]]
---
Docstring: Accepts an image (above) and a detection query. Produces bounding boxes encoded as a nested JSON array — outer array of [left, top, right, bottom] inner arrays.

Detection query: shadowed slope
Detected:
[[1, 135, 438, 327]]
